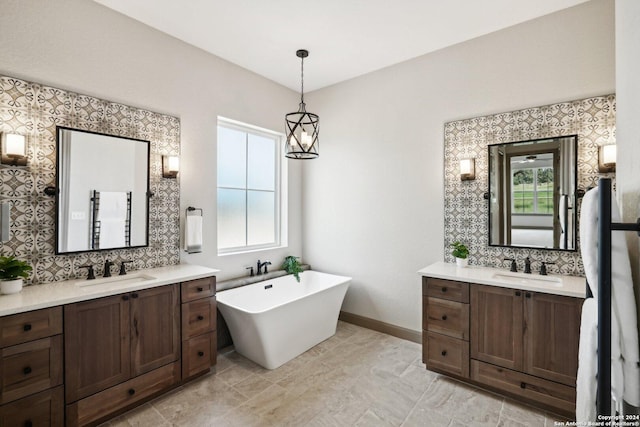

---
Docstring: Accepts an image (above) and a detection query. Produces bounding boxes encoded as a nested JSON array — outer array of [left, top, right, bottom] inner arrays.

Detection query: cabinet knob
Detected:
[[525, 293, 531, 299], [197, 315, 204, 321], [23, 366, 32, 375], [23, 324, 32, 332], [197, 287, 204, 292], [198, 351, 205, 357], [441, 350, 447, 357], [24, 421, 33, 427], [520, 382, 526, 389], [128, 388, 135, 396], [131, 292, 138, 299], [441, 287, 447, 293], [122, 295, 130, 301], [441, 315, 447, 321], [515, 291, 521, 296]]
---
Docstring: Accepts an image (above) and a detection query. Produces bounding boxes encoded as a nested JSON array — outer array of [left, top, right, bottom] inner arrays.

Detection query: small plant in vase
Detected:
[[450, 241, 469, 268], [282, 256, 304, 282], [0, 255, 32, 295]]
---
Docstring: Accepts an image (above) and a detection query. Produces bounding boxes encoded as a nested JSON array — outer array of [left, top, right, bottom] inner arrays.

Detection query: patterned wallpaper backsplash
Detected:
[[0, 75, 180, 285], [443, 94, 616, 276]]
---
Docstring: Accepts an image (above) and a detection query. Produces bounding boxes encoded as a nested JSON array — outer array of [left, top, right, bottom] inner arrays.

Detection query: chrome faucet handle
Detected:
[[502, 258, 517, 272], [79, 265, 95, 280], [539, 262, 555, 276]]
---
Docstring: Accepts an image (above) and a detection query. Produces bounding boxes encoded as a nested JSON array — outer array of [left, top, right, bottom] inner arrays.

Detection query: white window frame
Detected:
[[217, 117, 287, 255]]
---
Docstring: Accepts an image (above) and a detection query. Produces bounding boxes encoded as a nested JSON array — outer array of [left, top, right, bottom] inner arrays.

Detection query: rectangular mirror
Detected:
[[55, 127, 150, 254], [488, 135, 577, 251]]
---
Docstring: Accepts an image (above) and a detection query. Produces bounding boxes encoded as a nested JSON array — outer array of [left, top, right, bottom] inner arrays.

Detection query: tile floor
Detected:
[[103, 322, 564, 426]]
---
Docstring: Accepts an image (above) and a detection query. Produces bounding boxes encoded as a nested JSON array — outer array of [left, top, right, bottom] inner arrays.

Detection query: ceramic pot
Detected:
[[1, 278, 23, 295], [455, 257, 468, 268]]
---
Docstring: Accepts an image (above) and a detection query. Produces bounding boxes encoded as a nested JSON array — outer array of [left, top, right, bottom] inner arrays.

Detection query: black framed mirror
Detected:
[[55, 126, 150, 254], [488, 135, 578, 251]]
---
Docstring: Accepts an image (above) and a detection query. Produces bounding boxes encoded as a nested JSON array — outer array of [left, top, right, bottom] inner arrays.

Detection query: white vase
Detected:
[[1, 278, 23, 295], [455, 257, 468, 268]]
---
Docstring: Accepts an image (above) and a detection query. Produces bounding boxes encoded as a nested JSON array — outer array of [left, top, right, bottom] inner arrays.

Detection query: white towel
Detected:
[[184, 215, 202, 253], [99, 219, 126, 248], [576, 298, 598, 423], [579, 186, 640, 414], [97, 191, 128, 221]]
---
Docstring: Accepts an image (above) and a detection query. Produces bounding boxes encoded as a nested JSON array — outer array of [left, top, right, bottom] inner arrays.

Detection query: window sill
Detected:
[[218, 244, 288, 257]]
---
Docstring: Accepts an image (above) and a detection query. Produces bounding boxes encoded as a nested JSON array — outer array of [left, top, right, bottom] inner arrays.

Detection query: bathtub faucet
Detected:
[[257, 260, 272, 275]]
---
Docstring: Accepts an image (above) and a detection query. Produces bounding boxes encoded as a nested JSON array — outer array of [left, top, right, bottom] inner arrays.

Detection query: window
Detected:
[[512, 167, 554, 214], [217, 118, 286, 254]]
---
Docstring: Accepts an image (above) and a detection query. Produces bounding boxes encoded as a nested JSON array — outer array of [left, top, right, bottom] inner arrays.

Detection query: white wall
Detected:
[[304, 0, 615, 331], [0, 0, 301, 280], [616, 0, 640, 321]]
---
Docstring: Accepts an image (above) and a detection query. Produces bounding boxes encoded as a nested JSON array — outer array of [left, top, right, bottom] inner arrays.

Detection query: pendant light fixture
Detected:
[[285, 49, 319, 159]]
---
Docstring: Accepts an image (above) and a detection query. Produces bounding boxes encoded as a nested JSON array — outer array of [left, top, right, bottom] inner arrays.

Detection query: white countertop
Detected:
[[418, 261, 586, 298], [0, 264, 220, 317]]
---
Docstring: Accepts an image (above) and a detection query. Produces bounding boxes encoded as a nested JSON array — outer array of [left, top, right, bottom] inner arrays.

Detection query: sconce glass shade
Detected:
[[460, 158, 475, 180], [598, 144, 616, 173], [1, 133, 27, 166], [285, 49, 319, 160], [162, 155, 179, 178]]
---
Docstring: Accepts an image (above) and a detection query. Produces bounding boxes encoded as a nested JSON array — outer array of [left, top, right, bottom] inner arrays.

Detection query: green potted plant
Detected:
[[450, 241, 469, 268], [0, 255, 32, 294], [281, 255, 304, 282]]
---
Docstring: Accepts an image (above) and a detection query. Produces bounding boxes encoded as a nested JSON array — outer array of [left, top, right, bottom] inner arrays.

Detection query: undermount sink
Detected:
[[76, 273, 156, 287], [491, 271, 562, 287]]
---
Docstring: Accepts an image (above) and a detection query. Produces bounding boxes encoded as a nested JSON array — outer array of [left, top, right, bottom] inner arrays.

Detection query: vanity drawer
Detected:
[[0, 307, 63, 348], [423, 277, 469, 303], [471, 359, 575, 414], [182, 297, 216, 339], [426, 297, 469, 340], [182, 332, 216, 379], [0, 386, 64, 427], [66, 361, 180, 427], [0, 335, 63, 404], [425, 332, 469, 378], [181, 277, 216, 302]]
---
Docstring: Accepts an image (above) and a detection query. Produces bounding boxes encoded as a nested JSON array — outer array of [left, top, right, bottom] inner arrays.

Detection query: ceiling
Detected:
[[94, 0, 590, 92]]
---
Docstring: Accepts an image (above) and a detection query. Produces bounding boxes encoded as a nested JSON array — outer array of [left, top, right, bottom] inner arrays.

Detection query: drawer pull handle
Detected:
[[441, 287, 447, 293], [520, 382, 526, 389], [197, 315, 204, 321], [24, 421, 33, 427], [122, 295, 130, 301], [23, 324, 32, 332], [128, 388, 135, 396], [197, 287, 204, 292], [23, 366, 32, 375], [441, 350, 447, 356], [198, 351, 205, 357], [515, 291, 521, 296], [441, 315, 447, 321], [131, 292, 139, 299]]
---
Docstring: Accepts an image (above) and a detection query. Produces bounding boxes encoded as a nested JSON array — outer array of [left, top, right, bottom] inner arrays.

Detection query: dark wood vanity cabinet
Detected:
[[423, 276, 582, 417], [0, 307, 64, 426], [180, 277, 217, 379], [65, 284, 181, 426]]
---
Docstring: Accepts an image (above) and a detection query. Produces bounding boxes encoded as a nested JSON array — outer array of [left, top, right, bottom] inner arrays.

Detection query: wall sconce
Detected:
[[1, 133, 27, 166], [162, 155, 179, 178], [460, 158, 475, 181], [598, 144, 616, 173]]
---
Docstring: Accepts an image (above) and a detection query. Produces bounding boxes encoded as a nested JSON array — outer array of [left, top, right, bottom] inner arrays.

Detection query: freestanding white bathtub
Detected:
[[217, 271, 351, 369]]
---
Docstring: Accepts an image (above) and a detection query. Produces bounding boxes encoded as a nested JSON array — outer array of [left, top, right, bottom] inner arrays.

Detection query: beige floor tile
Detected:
[[232, 373, 274, 399], [499, 399, 547, 426]]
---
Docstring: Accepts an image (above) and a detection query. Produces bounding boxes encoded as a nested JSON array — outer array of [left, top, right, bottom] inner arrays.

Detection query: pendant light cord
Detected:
[[300, 55, 305, 105]]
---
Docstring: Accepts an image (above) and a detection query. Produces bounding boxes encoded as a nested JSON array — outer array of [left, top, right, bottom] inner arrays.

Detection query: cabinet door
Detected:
[[471, 284, 523, 370], [524, 292, 582, 386], [65, 295, 131, 402], [131, 284, 180, 376]]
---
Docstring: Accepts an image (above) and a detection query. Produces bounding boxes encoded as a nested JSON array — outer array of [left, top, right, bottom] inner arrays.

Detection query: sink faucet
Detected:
[[502, 257, 517, 272], [79, 264, 95, 280], [539, 261, 555, 276], [257, 260, 272, 275], [103, 259, 114, 277], [119, 260, 133, 276], [524, 257, 532, 274]]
